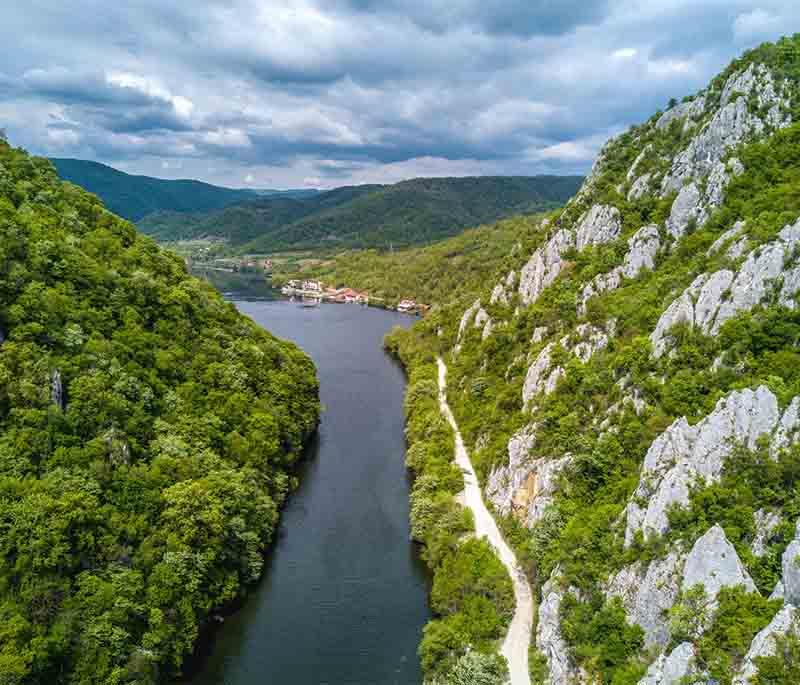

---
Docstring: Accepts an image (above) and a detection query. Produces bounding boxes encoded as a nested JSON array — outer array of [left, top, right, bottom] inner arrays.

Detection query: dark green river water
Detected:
[[188, 274, 430, 684]]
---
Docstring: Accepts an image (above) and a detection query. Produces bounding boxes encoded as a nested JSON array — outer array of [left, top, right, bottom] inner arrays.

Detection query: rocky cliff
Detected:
[[402, 35, 800, 685]]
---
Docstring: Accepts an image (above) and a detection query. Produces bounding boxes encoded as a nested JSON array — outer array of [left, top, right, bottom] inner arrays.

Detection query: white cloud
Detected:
[[733, 8, 781, 41], [613, 47, 637, 59]]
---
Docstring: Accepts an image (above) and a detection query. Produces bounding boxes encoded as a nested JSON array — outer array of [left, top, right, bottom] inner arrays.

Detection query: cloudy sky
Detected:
[[2, 1, 798, 189]]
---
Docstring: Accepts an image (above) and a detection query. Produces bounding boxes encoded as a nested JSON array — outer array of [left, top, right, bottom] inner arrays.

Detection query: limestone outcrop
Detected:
[[733, 605, 799, 685], [624, 386, 798, 545], [606, 550, 686, 648], [681, 524, 756, 600], [638, 642, 697, 685], [575, 204, 621, 251], [537, 570, 586, 685], [782, 521, 800, 606], [752, 509, 783, 558], [518, 229, 574, 306], [486, 420, 572, 528], [651, 218, 800, 357], [661, 64, 789, 195], [579, 224, 660, 314]]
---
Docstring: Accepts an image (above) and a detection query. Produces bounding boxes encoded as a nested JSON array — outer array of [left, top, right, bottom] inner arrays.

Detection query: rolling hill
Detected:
[[137, 175, 584, 252], [50, 158, 316, 222]]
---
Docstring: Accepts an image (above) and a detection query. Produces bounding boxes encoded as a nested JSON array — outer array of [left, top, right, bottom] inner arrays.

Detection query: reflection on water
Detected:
[[191, 266, 278, 301]]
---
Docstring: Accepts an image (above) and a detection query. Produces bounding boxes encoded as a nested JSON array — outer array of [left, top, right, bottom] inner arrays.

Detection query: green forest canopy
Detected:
[[0, 139, 320, 684]]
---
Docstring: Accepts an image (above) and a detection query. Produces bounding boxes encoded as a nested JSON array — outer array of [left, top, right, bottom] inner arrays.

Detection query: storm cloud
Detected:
[[2, 1, 799, 188]]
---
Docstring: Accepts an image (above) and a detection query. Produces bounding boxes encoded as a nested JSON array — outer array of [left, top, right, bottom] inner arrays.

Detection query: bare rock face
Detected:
[[490, 283, 508, 306], [51, 369, 64, 411], [638, 642, 697, 685], [782, 521, 800, 606], [656, 96, 707, 131], [707, 220, 747, 256], [523, 343, 560, 406], [563, 323, 610, 363], [486, 435, 572, 528], [627, 145, 653, 181], [651, 217, 800, 357], [606, 550, 686, 648], [752, 509, 783, 558], [661, 64, 789, 195], [733, 605, 799, 685], [666, 182, 702, 239], [537, 570, 587, 685], [625, 387, 785, 545], [575, 204, 622, 251], [457, 299, 481, 345], [486, 425, 537, 516], [628, 173, 652, 201], [579, 225, 660, 314], [519, 229, 575, 306], [532, 326, 549, 344], [681, 524, 757, 600]]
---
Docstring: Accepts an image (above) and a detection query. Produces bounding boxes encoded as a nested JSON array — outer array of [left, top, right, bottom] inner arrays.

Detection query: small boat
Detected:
[[300, 297, 320, 308]]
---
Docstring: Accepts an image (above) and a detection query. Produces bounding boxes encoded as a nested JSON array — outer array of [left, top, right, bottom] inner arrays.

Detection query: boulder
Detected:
[[665, 183, 702, 239]]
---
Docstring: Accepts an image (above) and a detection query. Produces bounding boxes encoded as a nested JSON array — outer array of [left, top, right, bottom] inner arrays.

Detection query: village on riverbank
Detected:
[[281, 279, 428, 314]]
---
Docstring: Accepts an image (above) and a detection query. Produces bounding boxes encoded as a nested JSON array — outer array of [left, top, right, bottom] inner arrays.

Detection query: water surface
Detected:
[[190, 293, 430, 685]]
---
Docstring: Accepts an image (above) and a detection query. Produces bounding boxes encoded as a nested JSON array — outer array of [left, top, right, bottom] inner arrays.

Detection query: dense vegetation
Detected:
[[274, 212, 552, 305], [1, 139, 320, 683], [384, 329, 512, 684], [382, 34, 800, 685], [50, 158, 261, 222], [138, 175, 582, 253], [139, 184, 381, 245]]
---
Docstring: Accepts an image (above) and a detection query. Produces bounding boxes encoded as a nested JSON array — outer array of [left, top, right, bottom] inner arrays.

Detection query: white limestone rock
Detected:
[[628, 173, 652, 201], [486, 425, 537, 516], [575, 204, 621, 251], [481, 317, 493, 341], [650, 217, 800, 356], [566, 323, 610, 363], [523, 343, 557, 406], [627, 145, 652, 182], [656, 96, 707, 130], [474, 307, 490, 331], [490, 283, 508, 306], [519, 229, 575, 306], [638, 642, 697, 685], [579, 225, 660, 314], [780, 265, 800, 310], [457, 299, 481, 343], [625, 387, 782, 544], [662, 65, 789, 195], [782, 521, 800, 606], [606, 550, 686, 648], [681, 524, 757, 600], [733, 605, 799, 685], [772, 397, 800, 457], [532, 326, 549, 344], [666, 183, 702, 239], [537, 570, 587, 685], [770, 580, 785, 601], [708, 221, 747, 256], [752, 509, 783, 558]]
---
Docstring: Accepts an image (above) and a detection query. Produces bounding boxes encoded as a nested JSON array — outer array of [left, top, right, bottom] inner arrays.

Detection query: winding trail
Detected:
[[437, 358, 533, 685]]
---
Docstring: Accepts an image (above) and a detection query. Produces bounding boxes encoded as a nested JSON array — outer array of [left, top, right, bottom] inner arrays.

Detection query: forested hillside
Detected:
[[276, 212, 554, 306], [0, 138, 320, 683], [387, 35, 800, 684], [51, 158, 259, 222], [137, 175, 582, 252]]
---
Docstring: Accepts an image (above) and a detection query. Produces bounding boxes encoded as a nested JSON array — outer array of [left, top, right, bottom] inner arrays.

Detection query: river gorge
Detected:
[[189, 279, 430, 684]]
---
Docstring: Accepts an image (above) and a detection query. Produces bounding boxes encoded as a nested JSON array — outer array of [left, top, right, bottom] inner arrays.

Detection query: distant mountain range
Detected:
[[50, 158, 583, 253], [139, 175, 584, 252], [50, 158, 317, 222]]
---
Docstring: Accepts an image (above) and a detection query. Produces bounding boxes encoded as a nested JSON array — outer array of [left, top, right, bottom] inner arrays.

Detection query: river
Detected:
[[188, 275, 430, 685]]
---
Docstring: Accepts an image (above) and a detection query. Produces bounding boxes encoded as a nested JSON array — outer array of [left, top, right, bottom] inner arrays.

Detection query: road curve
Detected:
[[437, 358, 533, 685]]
